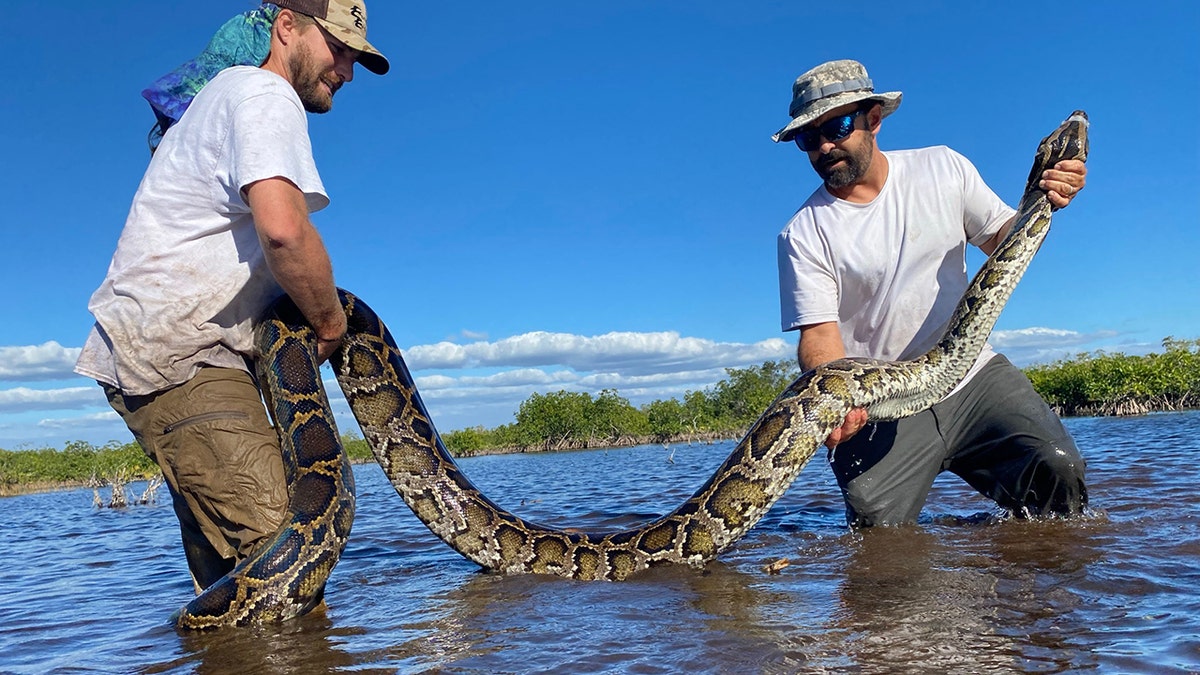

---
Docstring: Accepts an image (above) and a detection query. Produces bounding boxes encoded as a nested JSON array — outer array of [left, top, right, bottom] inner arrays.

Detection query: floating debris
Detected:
[[763, 558, 790, 574]]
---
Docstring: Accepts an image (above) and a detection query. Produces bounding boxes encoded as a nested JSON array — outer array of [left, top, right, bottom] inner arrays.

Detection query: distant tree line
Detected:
[[1024, 337, 1200, 416], [0, 436, 374, 496], [440, 360, 799, 455], [0, 440, 157, 495], [442, 339, 1200, 454], [3, 339, 1197, 490]]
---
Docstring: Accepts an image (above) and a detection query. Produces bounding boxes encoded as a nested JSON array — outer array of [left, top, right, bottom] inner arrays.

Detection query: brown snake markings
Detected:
[[173, 111, 1088, 628]]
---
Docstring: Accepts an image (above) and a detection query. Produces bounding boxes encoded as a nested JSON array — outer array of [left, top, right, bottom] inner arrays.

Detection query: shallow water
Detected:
[[2, 411, 1198, 674]]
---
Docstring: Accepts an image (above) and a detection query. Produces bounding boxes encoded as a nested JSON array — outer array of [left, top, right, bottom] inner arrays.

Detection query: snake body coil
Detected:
[[173, 299, 357, 629], [174, 111, 1088, 626]]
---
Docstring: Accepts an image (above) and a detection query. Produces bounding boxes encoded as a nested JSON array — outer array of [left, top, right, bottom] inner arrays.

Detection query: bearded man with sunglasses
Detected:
[[76, 2, 389, 593], [773, 60, 1089, 527]]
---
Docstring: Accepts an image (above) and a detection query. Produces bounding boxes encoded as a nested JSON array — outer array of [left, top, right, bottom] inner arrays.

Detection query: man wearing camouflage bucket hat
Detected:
[[773, 60, 1090, 527], [76, 2, 389, 599]]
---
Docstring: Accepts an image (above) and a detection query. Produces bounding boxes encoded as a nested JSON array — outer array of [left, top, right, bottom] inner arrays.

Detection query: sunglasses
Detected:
[[792, 109, 867, 152]]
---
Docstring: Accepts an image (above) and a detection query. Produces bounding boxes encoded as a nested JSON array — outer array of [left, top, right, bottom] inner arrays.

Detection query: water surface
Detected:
[[2, 412, 1198, 673]]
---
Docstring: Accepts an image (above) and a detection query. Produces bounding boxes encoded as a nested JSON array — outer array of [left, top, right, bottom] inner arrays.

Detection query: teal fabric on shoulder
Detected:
[[141, 4, 280, 153]]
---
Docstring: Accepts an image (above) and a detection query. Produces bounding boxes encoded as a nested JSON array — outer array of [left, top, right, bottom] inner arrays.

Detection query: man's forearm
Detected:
[[261, 227, 345, 342], [246, 177, 347, 345], [799, 342, 845, 371]]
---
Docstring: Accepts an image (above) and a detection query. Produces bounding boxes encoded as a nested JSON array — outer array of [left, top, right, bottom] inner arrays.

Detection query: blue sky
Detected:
[[2, 1, 1197, 449]]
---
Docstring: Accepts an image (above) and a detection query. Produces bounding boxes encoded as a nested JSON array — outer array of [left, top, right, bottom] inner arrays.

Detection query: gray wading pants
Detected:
[[829, 355, 1087, 527]]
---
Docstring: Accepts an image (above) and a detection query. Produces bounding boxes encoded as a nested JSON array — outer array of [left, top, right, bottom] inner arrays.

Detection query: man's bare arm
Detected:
[[798, 321, 867, 447], [245, 177, 345, 362]]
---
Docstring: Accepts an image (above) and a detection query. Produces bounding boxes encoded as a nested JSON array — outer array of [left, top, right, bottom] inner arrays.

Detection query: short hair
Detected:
[[280, 9, 317, 31]]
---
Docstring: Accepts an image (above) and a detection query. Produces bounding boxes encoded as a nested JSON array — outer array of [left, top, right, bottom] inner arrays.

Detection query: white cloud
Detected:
[[16, 323, 1149, 443], [306, 331, 795, 432], [406, 331, 793, 374], [418, 368, 576, 391], [992, 327, 1091, 349], [37, 410, 120, 429], [991, 327, 1119, 367], [0, 386, 102, 413], [289, 333, 787, 433], [0, 342, 82, 382]]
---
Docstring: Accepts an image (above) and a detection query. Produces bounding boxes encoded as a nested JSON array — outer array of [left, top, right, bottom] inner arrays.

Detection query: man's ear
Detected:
[[867, 103, 883, 131], [273, 9, 298, 45]]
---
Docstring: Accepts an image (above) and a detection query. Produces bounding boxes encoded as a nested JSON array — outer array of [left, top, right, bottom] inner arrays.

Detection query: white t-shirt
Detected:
[[75, 66, 329, 395], [776, 146, 1015, 393]]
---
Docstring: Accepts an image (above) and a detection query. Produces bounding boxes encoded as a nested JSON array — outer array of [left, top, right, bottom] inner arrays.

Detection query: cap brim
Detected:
[[772, 91, 902, 143], [314, 18, 390, 75]]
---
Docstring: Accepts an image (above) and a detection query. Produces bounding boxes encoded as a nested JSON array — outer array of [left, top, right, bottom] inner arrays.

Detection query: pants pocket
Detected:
[[163, 410, 250, 435], [160, 410, 288, 559]]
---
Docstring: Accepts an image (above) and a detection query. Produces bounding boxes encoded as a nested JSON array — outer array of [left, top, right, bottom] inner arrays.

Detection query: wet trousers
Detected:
[[103, 366, 288, 592], [828, 355, 1088, 527]]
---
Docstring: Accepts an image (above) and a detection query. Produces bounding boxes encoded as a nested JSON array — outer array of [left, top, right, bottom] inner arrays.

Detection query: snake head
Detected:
[[1025, 110, 1089, 197], [1057, 110, 1089, 164]]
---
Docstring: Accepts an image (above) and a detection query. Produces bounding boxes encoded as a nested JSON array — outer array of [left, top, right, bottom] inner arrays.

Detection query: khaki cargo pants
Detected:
[[103, 367, 288, 592]]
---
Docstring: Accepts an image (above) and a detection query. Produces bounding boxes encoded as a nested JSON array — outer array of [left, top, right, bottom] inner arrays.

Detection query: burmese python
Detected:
[[174, 110, 1088, 627], [173, 299, 357, 629]]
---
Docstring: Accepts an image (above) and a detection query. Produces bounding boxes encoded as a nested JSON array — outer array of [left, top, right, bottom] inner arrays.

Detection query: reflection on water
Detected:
[[1, 412, 1198, 673]]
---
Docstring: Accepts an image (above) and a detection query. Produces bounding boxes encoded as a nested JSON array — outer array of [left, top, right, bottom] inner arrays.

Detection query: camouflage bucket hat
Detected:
[[274, 0, 390, 75], [771, 59, 901, 143]]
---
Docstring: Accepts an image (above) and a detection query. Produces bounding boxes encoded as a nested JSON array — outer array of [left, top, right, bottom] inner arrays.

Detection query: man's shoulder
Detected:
[[886, 145, 979, 185], [886, 145, 966, 164], [210, 65, 285, 86], [780, 186, 832, 235], [201, 66, 299, 108]]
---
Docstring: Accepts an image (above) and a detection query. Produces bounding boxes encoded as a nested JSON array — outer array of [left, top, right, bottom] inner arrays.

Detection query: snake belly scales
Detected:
[[172, 111, 1089, 628]]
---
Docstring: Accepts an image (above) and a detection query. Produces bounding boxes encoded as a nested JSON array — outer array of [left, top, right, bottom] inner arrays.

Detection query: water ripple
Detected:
[[1, 412, 1198, 673]]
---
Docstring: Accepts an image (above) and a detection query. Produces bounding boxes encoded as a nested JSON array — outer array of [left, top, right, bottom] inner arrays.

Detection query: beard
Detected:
[[812, 135, 874, 190], [289, 40, 340, 114]]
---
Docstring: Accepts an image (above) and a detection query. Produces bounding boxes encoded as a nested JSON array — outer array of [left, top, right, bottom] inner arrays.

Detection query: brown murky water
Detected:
[[2, 412, 1198, 673]]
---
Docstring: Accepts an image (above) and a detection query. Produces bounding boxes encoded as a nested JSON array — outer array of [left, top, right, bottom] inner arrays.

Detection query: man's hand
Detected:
[[826, 407, 867, 449], [316, 335, 344, 364], [796, 322, 868, 448], [1040, 159, 1087, 209]]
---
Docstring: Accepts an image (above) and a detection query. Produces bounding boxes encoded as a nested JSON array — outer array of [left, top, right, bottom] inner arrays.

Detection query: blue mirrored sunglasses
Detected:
[[792, 109, 867, 152]]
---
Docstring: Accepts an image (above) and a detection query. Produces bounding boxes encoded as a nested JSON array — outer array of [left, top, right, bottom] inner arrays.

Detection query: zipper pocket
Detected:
[[163, 411, 251, 435]]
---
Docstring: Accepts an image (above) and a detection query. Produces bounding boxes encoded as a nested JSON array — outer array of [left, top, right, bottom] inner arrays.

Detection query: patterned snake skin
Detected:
[[173, 111, 1088, 628]]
